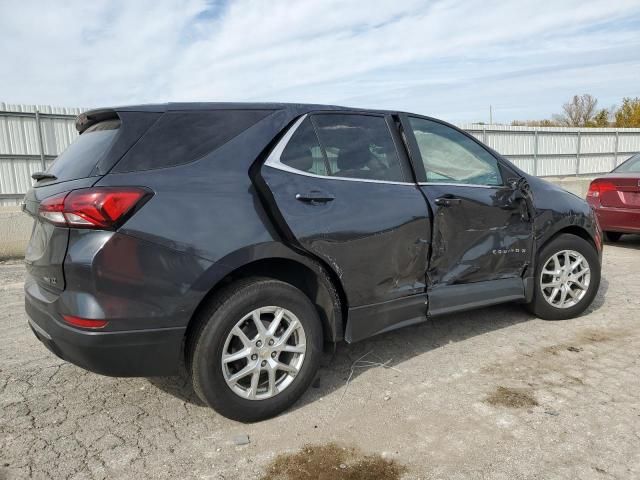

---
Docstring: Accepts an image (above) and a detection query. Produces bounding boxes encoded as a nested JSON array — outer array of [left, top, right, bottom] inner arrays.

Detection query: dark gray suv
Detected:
[[23, 103, 602, 421]]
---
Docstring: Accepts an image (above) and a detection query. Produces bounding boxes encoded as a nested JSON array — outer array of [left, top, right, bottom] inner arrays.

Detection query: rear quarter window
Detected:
[[113, 110, 273, 172], [46, 119, 120, 182]]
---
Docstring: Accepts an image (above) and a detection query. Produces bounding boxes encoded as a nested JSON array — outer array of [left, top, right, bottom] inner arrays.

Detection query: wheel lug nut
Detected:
[[268, 339, 274, 346], [271, 352, 277, 358], [261, 360, 267, 367], [251, 354, 258, 361], [256, 341, 262, 347]]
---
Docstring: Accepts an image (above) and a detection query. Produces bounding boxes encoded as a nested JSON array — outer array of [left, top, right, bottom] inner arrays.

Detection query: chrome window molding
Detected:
[[264, 114, 415, 186], [417, 182, 505, 189]]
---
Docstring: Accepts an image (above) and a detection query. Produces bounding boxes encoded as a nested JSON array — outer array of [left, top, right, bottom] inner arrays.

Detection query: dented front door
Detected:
[[400, 114, 534, 289], [420, 183, 533, 286]]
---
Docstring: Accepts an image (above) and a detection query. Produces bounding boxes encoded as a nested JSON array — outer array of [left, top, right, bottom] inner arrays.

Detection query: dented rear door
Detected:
[[260, 112, 431, 310]]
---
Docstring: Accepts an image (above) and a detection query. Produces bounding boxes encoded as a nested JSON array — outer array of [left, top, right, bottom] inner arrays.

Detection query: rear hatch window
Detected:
[[44, 119, 121, 183], [113, 109, 273, 172]]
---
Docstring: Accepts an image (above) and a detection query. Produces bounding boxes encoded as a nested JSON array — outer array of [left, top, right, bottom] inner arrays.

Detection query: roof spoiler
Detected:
[[75, 108, 119, 134]]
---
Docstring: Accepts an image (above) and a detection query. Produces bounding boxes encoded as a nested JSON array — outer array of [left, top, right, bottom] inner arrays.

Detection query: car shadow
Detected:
[[606, 234, 640, 251], [148, 274, 611, 414], [147, 371, 207, 407], [584, 275, 609, 314], [293, 302, 536, 409], [146, 302, 535, 410]]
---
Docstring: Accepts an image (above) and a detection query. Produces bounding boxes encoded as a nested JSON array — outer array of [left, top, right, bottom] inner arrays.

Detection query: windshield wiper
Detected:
[[31, 172, 57, 181]]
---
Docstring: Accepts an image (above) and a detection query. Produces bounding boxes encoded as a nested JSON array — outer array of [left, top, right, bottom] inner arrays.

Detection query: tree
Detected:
[[615, 97, 640, 127], [511, 119, 560, 127], [554, 94, 599, 127], [590, 108, 610, 127]]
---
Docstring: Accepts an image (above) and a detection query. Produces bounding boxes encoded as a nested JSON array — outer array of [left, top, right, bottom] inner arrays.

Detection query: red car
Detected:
[[587, 153, 640, 241]]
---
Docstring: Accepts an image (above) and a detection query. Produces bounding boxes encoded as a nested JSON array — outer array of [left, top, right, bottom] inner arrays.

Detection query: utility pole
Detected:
[[489, 105, 493, 125]]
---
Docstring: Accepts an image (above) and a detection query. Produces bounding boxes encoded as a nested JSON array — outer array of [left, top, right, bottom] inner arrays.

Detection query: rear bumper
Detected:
[[593, 205, 640, 234], [25, 281, 186, 377]]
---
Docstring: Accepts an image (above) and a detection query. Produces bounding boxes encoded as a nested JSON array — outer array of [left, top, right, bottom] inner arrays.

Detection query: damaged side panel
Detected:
[[261, 168, 432, 307], [423, 184, 534, 287], [421, 183, 534, 305]]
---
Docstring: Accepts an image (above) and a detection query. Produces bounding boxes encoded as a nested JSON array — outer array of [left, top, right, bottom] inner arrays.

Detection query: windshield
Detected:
[[613, 153, 640, 173], [45, 119, 120, 183]]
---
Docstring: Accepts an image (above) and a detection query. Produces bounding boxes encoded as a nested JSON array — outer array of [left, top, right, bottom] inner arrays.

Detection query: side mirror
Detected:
[[505, 177, 533, 221], [508, 178, 521, 190]]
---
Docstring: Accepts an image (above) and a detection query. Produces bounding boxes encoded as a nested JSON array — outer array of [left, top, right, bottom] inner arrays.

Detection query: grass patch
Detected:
[[262, 443, 406, 480], [486, 386, 538, 408]]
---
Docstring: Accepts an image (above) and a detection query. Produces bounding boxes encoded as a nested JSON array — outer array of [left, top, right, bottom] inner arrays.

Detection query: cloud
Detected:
[[1, 0, 639, 122]]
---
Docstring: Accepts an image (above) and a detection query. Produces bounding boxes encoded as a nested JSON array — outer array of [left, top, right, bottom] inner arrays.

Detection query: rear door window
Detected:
[[280, 118, 329, 175], [312, 114, 404, 182], [113, 109, 273, 172], [46, 119, 120, 182]]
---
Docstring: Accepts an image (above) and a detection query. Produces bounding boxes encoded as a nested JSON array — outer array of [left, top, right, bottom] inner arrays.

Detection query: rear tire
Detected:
[[604, 231, 622, 242], [188, 277, 322, 422], [526, 234, 600, 320]]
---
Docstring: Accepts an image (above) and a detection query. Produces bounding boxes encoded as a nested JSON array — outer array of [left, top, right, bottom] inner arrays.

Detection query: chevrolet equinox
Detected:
[[23, 103, 602, 421]]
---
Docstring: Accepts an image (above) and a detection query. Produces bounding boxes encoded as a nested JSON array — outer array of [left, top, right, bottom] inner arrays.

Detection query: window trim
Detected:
[[401, 114, 509, 187], [264, 114, 415, 186], [417, 181, 506, 189]]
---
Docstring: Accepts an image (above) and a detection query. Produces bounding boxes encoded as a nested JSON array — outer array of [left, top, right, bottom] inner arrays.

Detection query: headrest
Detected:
[[336, 146, 371, 171]]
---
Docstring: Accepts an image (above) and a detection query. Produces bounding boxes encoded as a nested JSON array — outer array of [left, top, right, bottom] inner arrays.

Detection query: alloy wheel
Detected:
[[540, 249, 591, 309], [221, 306, 306, 400]]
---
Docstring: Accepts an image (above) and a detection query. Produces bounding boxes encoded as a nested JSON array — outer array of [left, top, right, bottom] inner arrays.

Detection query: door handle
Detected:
[[295, 191, 335, 203], [435, 197, 461, 207]]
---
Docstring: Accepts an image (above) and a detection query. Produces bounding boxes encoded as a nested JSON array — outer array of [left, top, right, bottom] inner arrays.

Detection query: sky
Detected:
[[1, 0, 639, 124]]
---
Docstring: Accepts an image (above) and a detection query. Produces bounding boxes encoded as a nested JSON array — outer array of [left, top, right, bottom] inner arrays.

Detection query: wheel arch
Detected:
[[184, 244, 347, 364], [538, 224, 599, 254]]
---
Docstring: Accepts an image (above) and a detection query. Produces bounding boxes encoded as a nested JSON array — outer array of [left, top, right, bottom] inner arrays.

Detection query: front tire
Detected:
[[188, 278, 323, 422], [526, 234, 601, 320]]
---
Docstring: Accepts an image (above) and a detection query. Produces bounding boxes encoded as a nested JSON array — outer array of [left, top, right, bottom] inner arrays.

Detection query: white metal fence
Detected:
[[461, 124, 640, 177], [0, 103, 85, 206], [1, 104, 640, 206]]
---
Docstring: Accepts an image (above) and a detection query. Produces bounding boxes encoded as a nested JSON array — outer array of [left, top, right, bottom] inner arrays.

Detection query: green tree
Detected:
[[615, 97, 640, 127], [589, 108, 610, 127]]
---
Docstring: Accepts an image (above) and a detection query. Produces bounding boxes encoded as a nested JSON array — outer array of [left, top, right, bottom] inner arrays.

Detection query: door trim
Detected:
[[345, 293, 428, 343], [418, 182, 503, 189], [427, 278, 525, 317]]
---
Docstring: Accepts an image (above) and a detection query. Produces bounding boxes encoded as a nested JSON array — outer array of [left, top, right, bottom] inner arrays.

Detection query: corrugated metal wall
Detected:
[[461, 124, 640, 177], [1, 104, 640, 206], [0, 103, 85, 206]]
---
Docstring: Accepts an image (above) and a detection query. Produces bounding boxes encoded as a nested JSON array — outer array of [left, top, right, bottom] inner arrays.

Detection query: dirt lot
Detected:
[[1, 237, 640, 480]]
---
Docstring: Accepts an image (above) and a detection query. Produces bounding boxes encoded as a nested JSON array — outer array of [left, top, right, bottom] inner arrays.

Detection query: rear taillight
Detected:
[[39, 187, 151, 229], [587, 180, 616, 198]]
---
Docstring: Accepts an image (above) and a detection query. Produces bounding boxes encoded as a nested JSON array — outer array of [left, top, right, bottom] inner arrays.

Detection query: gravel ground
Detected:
[[1, 237, 640, 480]]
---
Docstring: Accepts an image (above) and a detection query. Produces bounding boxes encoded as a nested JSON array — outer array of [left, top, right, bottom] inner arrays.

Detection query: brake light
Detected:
[[62, 315, 108, 329], [587, 180, 616, 198], [39, 187, 151, 229]]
